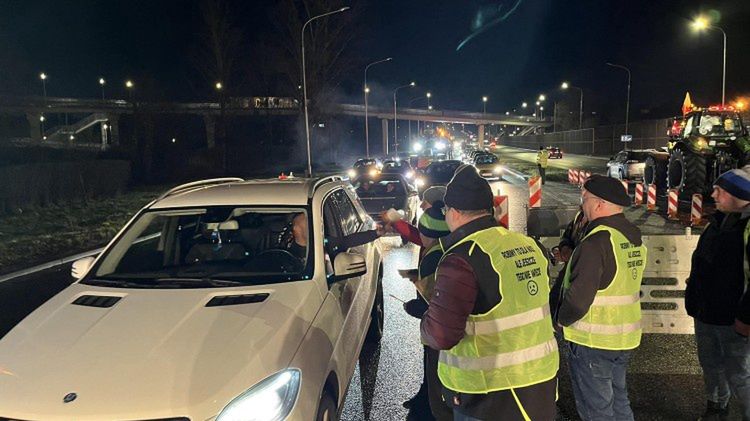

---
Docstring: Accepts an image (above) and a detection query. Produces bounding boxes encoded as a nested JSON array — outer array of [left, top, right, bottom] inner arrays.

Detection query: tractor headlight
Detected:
[[216, 369, 301, 421], [347, 169, 356, 178], [693, 137, 709, 151]]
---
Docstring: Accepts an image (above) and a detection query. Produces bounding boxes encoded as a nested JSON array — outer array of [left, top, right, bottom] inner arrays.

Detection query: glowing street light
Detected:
[[522, 102, 528, 108], [691, 15, 727, 106], [215, 82, 223, 90], [302, 6, 351, 176], [561, 81, 584, 129], [125, 80, 134, 102], [538, 94, 546, 101], [39, 72, 47, 138], [99, 77, 106, 100], [364, 56, 392, 157]]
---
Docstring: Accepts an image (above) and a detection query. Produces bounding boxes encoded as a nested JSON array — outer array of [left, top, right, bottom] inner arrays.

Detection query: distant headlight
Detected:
[[405, 170, 415, 179], [413, 143, 423, 152], [415, 178, 426, 187], [493, 165, 503, 174], [216, 368, 301, 421], [435, 142, 446, 151], [347, 169, 356, 178], [368, 169, 379, 177]]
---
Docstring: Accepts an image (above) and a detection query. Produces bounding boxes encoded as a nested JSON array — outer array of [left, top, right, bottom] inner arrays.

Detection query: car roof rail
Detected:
[[309, 175, 345, 196], [157, 177, 245, 200]]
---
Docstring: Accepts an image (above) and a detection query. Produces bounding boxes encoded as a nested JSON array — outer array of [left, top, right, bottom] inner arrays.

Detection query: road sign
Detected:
[[621, 134, 633, 142]]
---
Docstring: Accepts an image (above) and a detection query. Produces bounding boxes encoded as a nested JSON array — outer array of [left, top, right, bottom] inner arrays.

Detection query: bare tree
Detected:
[[192, 0, 244, 93]]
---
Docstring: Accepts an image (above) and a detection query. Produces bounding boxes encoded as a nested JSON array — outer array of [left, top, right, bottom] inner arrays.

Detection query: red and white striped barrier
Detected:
[[579, 171, 591, 186], [668, 189, 679, 220], [494, 194, 509, 228], [691, 193, 703, 225], [529, 176, 542, 208], [634, 183, 644, 206], [568, 169, 576, 184], [646, 184, 656, 211]]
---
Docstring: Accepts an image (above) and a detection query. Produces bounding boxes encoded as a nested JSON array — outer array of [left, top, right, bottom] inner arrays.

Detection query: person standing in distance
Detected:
[[536, 146, 549, 185], [421, 164, 559, 421], [685, 167, 750, 420], [555, 174, 646, 421]]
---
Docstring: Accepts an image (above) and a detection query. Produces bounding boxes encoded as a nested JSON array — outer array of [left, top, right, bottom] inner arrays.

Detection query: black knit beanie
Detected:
[[444, 164, 494, 211]]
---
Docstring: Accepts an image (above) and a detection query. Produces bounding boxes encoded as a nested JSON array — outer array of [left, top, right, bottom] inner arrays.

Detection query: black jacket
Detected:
[[686, 212, 750, 325]]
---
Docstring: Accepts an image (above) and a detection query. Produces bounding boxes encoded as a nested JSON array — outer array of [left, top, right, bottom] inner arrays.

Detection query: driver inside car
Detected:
[[287, 212, 308, 259]]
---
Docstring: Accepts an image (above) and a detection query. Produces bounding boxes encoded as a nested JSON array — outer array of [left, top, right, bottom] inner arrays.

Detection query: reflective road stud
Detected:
[[634, 183, 644, 206], [647, 184, 657, 211], [668, 189, 679, 220], [691, 194, 703, 225], [528, 176, 542, 208]]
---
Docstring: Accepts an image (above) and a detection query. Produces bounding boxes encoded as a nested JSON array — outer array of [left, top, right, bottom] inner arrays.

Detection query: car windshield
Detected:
[[475, 154, 497, 164], [83, 206, 312, 288], [426, 161, 460, 182], [354, 159, 377, 168], [355, 177, 406, 196], [383, 160, 408, 170]]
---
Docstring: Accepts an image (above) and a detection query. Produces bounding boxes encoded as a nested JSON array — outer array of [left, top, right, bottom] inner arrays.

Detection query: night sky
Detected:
[[2, 0, 749, 120]]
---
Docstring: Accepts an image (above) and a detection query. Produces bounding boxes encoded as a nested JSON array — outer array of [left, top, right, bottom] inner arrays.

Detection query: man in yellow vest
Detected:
[[554, 175, 645, 421], [421, 164, 559, 420], [536, 146, 549, 185]]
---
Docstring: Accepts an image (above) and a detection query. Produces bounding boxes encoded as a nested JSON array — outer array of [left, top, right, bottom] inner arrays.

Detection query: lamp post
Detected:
[[99, 78, 106, 100], [409, 95, 429, 143], [482, 96, 488, 114], [301, 7, 350, 177], [39, 72, 47, 136], [125, 80, 134, 101], [392, 81, 415, 155], [561, 81, 583, 129], [364, 57, 392, 158], [606, 62, 631, 148], [691, 16, 727, 106]]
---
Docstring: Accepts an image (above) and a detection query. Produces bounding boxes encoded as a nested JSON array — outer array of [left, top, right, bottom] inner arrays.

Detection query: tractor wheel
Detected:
[[644, 156, 667, 192], [667, 148, 707, 200]]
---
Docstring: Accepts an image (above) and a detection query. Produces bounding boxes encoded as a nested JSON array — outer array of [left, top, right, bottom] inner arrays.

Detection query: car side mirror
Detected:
[[332, 251, 367, 281], [71, 256, 96, 280]]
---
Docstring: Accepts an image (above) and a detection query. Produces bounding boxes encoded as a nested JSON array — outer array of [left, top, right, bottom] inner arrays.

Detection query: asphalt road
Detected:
[[0, 168, 737, 420], [494, 145, 609, 173]]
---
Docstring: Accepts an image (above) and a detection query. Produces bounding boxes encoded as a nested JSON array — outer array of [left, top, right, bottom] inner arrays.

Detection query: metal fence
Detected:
[[505, 118, 672, 156]]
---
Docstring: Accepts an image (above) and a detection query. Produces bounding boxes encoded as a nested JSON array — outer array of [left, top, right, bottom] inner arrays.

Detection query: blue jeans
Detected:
[[566, 342, 634, 421], [694, 319, 750, 419]]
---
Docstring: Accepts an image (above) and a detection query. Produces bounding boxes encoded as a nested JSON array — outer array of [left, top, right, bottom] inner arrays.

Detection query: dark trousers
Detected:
[[426, 346, 454, 420], [537, 165, 546, 184]]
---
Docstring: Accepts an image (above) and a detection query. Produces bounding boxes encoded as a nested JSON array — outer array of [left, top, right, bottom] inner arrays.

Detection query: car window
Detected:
[[85, 206, 312, 287], [475, 154, 497, 164], [328, 189, 363, 236], [683, 115, 695, 138]]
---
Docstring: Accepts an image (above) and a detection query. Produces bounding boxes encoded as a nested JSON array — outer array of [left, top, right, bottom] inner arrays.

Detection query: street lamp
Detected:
[[522, 102, 528, 108], [691, 15, 727, 106], [364, 56, 392, 158], [393, 81, 416, 155], [482, 96, 488, 114], [561, 81, 584, 129], [125, 79, 134, 101], [39, 73, 47, 137], [98, 78, 106, 100], [301, 6, 350, 177], [409, 95, 428, 142], [606, 62, 632, 145], [215, 82, 223, 90]]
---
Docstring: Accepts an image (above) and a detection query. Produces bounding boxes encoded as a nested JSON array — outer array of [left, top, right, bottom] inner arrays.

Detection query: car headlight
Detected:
[[415, 178, 425, 187], [405, 170, 415, 179], [493, 165, 503, 174], [347, 169, 356, 178], [216, 368, 301, 421], [368, 169, 378, 177]]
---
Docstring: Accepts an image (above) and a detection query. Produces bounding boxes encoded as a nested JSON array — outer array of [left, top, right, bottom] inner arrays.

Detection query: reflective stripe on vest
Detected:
[[436, 226, 559, 394], [562, 224, 646, 351]]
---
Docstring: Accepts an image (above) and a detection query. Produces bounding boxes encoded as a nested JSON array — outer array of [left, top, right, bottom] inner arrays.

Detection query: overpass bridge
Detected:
[[0, 95, 551, 151]]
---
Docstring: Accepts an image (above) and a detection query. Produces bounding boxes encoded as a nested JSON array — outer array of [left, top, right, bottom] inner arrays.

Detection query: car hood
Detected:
[[0, 280, 322, 420]]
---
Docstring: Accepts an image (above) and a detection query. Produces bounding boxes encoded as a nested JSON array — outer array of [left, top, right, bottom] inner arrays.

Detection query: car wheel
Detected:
[[316, 391, 338, 421], [365, 267, 384, 344]]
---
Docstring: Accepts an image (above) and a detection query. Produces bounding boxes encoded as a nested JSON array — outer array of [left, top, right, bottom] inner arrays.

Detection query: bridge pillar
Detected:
[[381, 119, 389, 156], [26, 112, 42, 141], [478, 124, 485, 146], [204, 115, 216, 149], [108, 115, 120, 147]]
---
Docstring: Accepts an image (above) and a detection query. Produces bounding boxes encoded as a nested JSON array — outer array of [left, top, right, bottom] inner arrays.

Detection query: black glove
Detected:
[[403, 298, 428, 319]]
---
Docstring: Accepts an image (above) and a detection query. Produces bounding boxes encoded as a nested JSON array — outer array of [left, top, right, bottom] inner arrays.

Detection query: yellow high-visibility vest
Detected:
[[437, 226, 559, 393], [562, 225, 647, 350]]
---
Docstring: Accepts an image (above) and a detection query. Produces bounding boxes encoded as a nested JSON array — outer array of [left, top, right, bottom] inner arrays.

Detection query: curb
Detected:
[[0, 247, 102, 284]]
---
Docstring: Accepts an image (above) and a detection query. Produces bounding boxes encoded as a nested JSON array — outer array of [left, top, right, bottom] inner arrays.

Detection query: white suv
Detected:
[[0, 176, 384, 421]]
